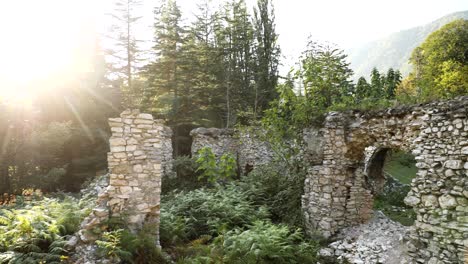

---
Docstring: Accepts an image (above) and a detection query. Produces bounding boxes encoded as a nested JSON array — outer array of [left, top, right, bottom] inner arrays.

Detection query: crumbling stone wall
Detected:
[[302, 96, 468, 263], [73, 110, 172, 262], [190, 127, 274, 174]]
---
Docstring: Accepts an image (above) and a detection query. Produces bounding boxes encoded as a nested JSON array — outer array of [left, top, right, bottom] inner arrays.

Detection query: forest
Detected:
[[0, 0, 467, 263]]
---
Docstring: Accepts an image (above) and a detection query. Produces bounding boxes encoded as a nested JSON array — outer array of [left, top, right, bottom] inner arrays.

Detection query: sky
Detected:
[[0, 0, 467, 82]]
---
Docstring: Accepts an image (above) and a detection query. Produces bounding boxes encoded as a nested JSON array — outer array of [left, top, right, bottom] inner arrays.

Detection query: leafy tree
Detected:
[[409, 19, 468, 99], [298, 40, 353, 109]]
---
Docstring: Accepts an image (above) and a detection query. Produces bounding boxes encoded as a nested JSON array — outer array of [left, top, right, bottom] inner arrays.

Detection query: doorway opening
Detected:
[[366, 148, 417, 226]]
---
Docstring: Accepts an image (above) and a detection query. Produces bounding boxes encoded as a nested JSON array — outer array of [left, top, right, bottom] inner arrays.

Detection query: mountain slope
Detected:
[[348, 11, 468, 79]]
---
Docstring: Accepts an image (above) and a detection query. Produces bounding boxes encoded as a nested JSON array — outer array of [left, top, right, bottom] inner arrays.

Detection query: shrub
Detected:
[[96, 229, 133, 262], [96, 224, 170, 264], [0, 196, 90, 263], [219, 221, 318, 264], [163, 156, 201, 193], [160, 185, 269, 245], [195, 147, 237, 185], [239, 162, 306, 227]]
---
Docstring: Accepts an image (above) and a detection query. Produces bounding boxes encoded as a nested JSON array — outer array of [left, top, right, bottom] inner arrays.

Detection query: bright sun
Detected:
[[0, 0, 100, 102]]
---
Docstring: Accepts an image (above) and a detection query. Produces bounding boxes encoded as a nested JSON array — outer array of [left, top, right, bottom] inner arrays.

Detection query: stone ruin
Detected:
[[302, 96, 468, 263], [71, 97, 467, 264], [72, 110, 172, 263], [190, 127, 275, 174]]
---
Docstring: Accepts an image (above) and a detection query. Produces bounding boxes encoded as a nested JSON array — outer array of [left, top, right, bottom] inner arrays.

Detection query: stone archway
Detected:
[[302, 97, 468, 263]]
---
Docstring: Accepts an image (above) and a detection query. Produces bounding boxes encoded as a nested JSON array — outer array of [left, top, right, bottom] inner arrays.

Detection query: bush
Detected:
[[96, 225, 170, 264], [160, 185, 269, 246], [195, 147, 237, 185], [0, 196, 91, 263], [219, 221, 318, 264], [239, 162, 306, 227], [163, 156, 201, 194]]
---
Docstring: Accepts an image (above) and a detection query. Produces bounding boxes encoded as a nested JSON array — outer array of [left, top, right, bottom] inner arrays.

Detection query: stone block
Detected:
[[137, 113, 153, 120], [438, 195, 457, 209], [421, 195, 439, 208], [109, 138, 126, 146], [444, 160, 463, 169]]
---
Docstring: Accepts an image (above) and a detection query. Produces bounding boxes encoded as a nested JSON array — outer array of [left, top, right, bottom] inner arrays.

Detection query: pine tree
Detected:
[[215, 0, 255, 127], [383, 68, 401, 99], [252, 0, 280, 119], [355, 76, 370, 101], [106, 0, 144, 108], [370, 67, 383, 99], [185, 0, 225, 127], [144, 0, 184, 116]]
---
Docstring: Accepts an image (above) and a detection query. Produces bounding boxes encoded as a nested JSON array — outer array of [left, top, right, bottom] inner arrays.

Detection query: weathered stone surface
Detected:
[[302, 96, 468, 264], [421, 195, 439, 208], [109, 138, 126, 146], [444, 160, 463, 169], [190, 127, 275, 174], [438, 194, 457, 209], [73, 110, 173, 263], [404, 195, 421, 207]]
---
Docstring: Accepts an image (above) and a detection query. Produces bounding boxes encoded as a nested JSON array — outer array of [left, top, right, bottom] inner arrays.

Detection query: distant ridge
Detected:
[[348, 10, 468, 80]]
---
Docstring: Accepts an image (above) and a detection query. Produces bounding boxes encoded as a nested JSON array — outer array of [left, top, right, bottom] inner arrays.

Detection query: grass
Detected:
[[383, 151, 417, 184], [375, 150, 417, 226]]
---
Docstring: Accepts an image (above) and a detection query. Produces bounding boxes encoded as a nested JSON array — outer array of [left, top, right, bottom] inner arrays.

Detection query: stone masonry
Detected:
[[73, 110, 172, 263], [302, 96, 468, 263], [190, 127, 274, 174]]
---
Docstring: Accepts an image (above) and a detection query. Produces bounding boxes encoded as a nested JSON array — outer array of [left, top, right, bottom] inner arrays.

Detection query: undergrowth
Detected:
[[0, 196, 93, 264]]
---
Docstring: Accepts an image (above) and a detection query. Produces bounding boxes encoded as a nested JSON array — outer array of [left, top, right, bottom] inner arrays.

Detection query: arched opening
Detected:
[[365, 148, 417, 226]]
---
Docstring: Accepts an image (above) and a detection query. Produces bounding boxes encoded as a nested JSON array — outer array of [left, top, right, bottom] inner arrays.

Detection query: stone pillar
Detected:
[[76, 110, 172, 252], [107, 109, 172, 241], [302, 112, 357, 238]]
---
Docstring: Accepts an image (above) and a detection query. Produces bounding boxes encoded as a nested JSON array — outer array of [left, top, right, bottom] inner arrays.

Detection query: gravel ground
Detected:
[[319, 211, 412, 264]]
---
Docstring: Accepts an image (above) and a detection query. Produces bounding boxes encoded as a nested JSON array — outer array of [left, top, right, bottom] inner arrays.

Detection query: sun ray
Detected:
[[64, 97, 94, 141]]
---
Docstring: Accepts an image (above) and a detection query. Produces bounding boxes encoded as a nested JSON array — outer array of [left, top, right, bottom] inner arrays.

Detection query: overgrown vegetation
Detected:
[[148, 130, 336, 263], [96, 225, 170, 264], [0, 195, 93, 263], [0, 0, 466, 263]]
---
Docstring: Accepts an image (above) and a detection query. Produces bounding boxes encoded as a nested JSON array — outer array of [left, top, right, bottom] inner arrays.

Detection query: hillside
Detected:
[[348, 10, 468, 79]]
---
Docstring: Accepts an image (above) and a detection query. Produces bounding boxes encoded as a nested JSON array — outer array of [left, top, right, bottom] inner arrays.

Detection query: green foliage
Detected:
[[219, 221, 318, 264], [348, 11, 468, 79], [409, 19, 468, 100], [142, 0, 280, 130], [252, 0, 280, 119], [163, 156, 201, 193], [96, 229, 133, 262], [298, 40, 353, 109], [0, 195, 92, 263], [160, 185, 269, 244], [384, 151, 417, 185], [239, 162, 306, 227], [195, 147, 237, 185], [262, 77, 324, 143]]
